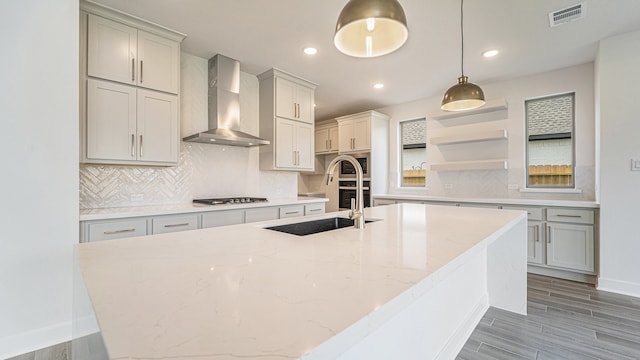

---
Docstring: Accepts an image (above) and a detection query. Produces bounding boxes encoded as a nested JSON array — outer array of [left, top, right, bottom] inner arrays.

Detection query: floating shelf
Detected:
[[429, 98, 508, 120], [430, 159, 508, 172], [430, 129, 508, 145]]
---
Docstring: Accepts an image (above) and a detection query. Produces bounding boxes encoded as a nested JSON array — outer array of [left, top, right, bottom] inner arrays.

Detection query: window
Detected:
[[525, 93, 575, 188], [400, 118, 427, 187]]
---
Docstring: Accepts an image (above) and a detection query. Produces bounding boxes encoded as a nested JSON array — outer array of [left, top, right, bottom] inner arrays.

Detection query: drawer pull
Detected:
[[104, 228, 135, 235], [164, 223, 190, 228], [309, 209, 322, 212], [535, 225, 539, 242], [556, 214, 582, 218], [547, 225, 551, 244], [285, 211, 300, 215]]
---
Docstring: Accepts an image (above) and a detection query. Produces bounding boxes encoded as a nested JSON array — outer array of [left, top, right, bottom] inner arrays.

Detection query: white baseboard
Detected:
[[0, 321, 71, 359], [436, 294, 489, 360], [597, 277, 640, 298]]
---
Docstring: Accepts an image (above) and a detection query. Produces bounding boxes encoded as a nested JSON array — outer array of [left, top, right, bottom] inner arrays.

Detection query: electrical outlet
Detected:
[[632, 159, 640, 171], [444, 183, 454, 190], [130, 193, 144, 202], [508, 183, 519, 190]]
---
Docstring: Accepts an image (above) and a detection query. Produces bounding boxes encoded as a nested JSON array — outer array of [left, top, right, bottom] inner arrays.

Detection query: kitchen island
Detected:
[[73, 203, 527, 360]]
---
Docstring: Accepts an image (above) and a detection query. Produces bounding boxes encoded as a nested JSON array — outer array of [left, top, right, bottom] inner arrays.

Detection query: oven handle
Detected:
[[339, 187, 370, 190]]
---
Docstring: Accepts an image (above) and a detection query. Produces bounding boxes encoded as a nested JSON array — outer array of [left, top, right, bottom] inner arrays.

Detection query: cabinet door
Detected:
[[202, 210, 244, 228], [315, 128, 329, 154], [338, 122, 354, 152], [275, 118, 296, 168], [528, 221, 543, 265], [353, 118, 371, 152], [296, 85, 314, 124], [304, 202, 326, 215], [87, 14, 137, 86], [245, 207, 279, 223], [328, 126, 339, 152], [152, 214, 198, 234], [280, 205, 305, 219], [87, 79, 137, 161], [136, 89, 179, 164], [296, 122, 314, 170], [87, 218, 147, 242], [137, 30, 180, 94], [275, 78, 296, 120], [546, 223, 595, 272]]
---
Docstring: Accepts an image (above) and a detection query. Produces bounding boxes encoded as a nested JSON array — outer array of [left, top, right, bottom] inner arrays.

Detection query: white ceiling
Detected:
[[92, 0, 640, 121]]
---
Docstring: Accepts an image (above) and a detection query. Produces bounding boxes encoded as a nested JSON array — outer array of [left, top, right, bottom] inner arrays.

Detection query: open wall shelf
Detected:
[[429, 98, 508, 120], [430, 129, 508, 145], [430, 159, 508, 172]]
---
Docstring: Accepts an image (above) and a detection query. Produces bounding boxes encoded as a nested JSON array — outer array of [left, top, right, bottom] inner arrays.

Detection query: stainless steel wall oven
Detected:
[[338, 180, 371, 210]]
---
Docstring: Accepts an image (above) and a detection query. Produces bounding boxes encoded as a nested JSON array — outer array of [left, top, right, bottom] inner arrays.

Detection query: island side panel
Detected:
[[487, 216, 528, 315]]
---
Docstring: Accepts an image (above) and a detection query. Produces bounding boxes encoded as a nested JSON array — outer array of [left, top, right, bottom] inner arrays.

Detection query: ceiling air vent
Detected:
[[549, 2, 586, 27]]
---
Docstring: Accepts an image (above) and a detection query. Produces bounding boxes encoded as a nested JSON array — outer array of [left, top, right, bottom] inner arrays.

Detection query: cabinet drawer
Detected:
[[547, 208, 594, 224], [245, 207, 280, 223], [152, 214, 198, 234], [87, 218, 148, 242], [280, 205, 305, 219], [502, 206, 543, 221], [202, 210, 244, 228], [304, 202, 325, 216]]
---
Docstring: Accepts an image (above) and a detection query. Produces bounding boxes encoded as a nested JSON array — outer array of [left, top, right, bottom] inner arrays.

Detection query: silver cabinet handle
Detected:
[[547, 224, 551, 244], [140, 60, 143, 83], [285, 211, 299, 215], [131, 58, 135, 82], [326, 139, 329, 150], [534, 225, 539, 242], [131, 134, 135, 157], [104, 228, 135, 235], [308, 208, 322, 212], [139, 135, 143, 158], [164, 223, 189, 228], [329, 139, 332, 149], [293, 103, 297, 118], [556, 214, 582, 218]]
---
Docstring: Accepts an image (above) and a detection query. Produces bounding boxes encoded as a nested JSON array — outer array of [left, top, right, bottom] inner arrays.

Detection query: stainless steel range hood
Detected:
[[183, 54, 269, 146]]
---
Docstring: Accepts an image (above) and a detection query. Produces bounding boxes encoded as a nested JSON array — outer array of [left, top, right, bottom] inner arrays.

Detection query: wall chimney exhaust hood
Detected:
[[183, 54, 269, 146]]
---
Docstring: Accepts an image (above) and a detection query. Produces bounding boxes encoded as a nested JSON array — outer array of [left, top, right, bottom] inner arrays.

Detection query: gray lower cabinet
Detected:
[[201, 209, 244, 229], [86, 218, 148, 241], [81, 201, 326, 242], [245, 207, 280, 223], [152, 214, 199, 234]]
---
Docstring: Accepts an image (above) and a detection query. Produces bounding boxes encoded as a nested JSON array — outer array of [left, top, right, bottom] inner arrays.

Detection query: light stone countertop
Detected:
[[79, 197, 329, 221], [373, 194, 599, 208], [76, 203, 526, 359]]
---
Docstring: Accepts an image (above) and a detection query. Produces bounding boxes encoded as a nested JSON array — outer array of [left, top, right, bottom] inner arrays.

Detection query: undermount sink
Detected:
[[265, 217, 378, 236]]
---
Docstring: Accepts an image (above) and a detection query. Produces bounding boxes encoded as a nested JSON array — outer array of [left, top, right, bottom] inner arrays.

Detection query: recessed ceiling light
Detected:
[[303, 47, 318, 55], [373, 83, 384, 89], [482, 49, 499, 58]]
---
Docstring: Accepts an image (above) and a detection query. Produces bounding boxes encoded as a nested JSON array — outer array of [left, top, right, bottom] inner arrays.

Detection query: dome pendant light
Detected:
[[334, 0, 408, 58], [441, 0, 485, 111]]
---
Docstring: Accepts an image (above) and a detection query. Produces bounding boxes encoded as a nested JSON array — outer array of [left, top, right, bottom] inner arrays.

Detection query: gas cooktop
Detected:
[[193, 197, 268, 206]]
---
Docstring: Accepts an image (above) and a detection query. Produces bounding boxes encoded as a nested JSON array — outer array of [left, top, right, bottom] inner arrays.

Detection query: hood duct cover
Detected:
[[183, 54, 269, 146]]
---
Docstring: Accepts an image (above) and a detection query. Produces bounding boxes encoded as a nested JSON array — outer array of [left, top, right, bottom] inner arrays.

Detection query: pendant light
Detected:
[[441, 0, 485, 111], [334, 0, 408, 58]]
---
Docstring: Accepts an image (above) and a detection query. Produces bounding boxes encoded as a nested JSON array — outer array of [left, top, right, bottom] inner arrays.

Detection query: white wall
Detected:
[[596, 29, 640, 297], [0, 1, 78, 358], [377, 63, 595, 201]]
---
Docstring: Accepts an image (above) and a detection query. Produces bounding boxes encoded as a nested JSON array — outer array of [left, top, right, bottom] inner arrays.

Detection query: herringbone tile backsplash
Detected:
[[79, 143, 296, 209]]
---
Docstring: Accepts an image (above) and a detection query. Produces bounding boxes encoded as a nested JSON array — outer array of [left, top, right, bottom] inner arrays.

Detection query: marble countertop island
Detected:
[[74, 203, 527, 360]]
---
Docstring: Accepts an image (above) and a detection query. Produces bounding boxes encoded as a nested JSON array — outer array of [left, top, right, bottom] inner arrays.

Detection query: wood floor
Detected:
[[457, 274, 640, 360], [7, 274, 640, 360]]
